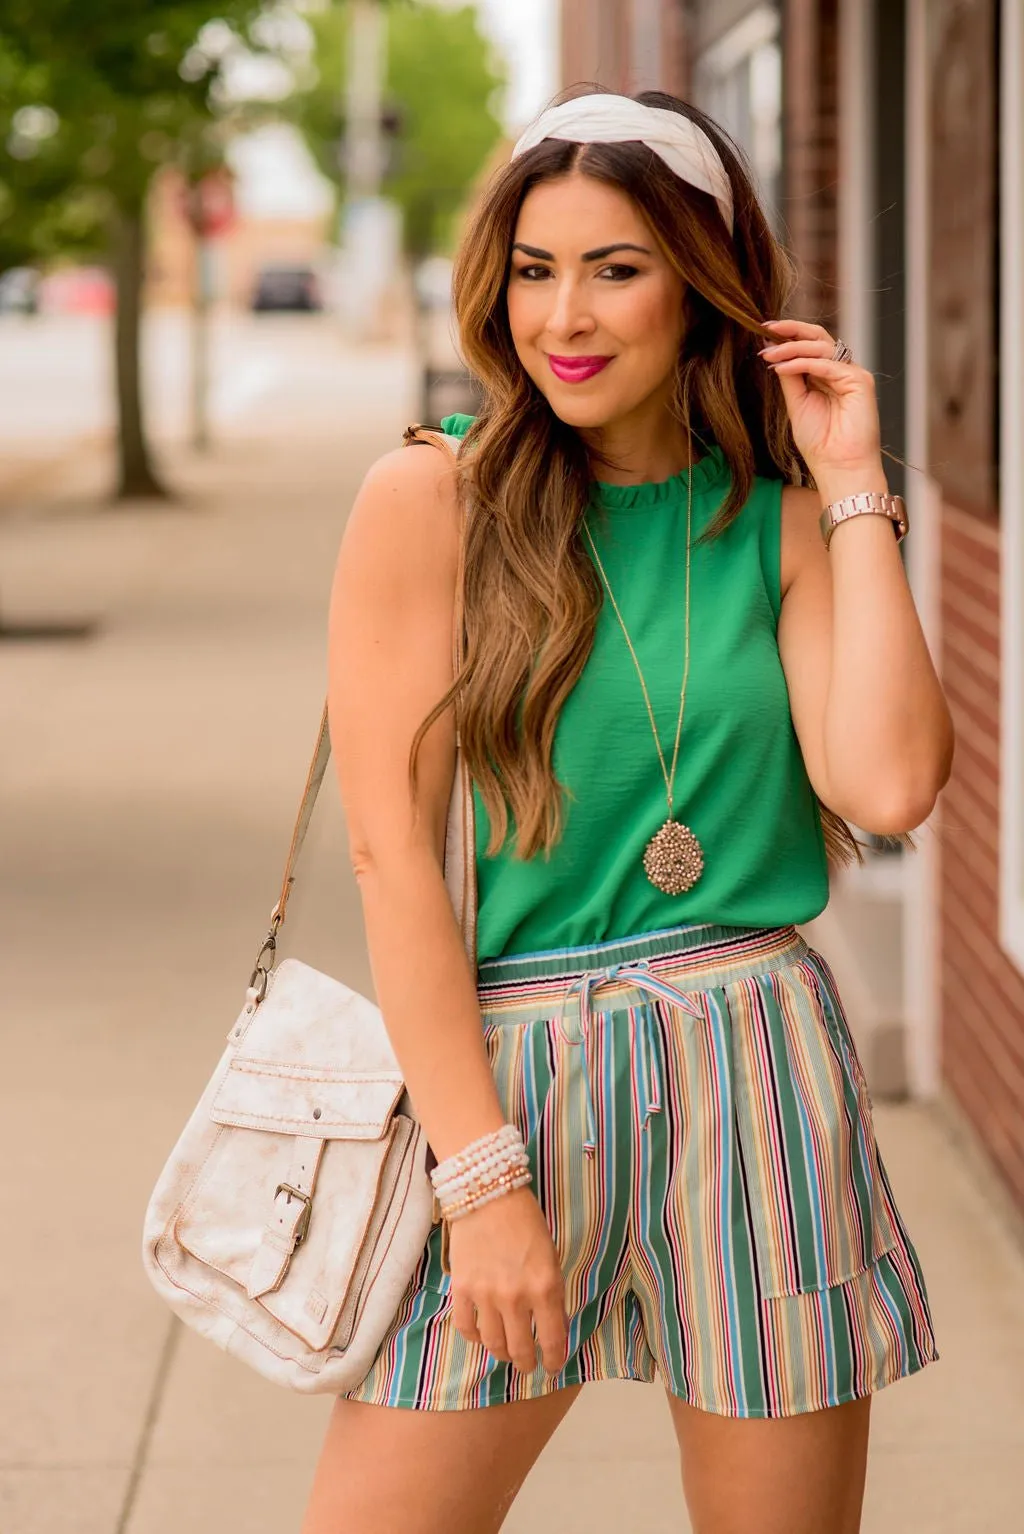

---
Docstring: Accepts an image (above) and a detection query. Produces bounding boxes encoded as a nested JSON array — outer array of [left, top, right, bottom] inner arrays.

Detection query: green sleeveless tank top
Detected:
[[440, 414, 829, 962]]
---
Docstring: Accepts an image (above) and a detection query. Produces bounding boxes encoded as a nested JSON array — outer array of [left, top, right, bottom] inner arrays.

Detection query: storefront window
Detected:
[[693, 4, 782, 228]]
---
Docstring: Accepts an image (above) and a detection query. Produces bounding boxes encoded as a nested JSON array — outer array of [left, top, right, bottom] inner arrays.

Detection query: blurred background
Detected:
[[2, 2, 1022, 1531]]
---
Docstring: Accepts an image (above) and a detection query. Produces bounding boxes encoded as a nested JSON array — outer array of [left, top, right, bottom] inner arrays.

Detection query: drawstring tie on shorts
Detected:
[[554, 958, 704, 1156]]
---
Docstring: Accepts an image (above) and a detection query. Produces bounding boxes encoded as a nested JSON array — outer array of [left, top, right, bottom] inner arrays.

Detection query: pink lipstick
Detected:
[[547, 354, 612, 383]]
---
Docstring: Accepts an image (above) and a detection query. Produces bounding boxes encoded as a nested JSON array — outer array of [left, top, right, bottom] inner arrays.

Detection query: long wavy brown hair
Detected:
[[411, 87, 864, 868]]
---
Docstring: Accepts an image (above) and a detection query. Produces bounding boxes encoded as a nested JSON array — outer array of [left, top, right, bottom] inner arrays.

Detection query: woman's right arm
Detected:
[[328, 443, 508, 1161], [327, 443, 567, 1376]]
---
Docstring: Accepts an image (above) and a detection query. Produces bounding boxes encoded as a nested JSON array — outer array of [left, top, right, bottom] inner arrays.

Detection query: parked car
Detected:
[[38, 265, 115, 315], [0, 266, 40, 314], [250, 263, 322, 312]]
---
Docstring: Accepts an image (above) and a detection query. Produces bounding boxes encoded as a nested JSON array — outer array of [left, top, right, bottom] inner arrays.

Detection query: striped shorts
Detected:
[[340, 922, 938, 1416]]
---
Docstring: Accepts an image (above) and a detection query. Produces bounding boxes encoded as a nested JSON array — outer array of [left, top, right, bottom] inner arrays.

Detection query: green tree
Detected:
[[0, 4, 266, 498], [0, 43, 102, 271], [293, 1, 505, 258]]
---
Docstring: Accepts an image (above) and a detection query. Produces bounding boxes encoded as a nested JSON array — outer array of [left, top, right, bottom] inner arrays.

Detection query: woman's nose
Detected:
[[545, 277, 596, 341]]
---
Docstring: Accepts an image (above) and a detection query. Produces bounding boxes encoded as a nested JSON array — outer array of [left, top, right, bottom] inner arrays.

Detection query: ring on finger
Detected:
[[831, 337, 855, 364]]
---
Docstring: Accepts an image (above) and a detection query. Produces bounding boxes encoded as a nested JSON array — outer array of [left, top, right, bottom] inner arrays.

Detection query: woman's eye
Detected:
[[598, 264, 639, 281], [513, 264, 551, 281]]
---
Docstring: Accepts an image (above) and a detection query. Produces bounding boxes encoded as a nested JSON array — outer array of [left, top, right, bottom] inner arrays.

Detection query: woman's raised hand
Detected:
[[759, 318, 883, 487], [446, 1187, 569, 1376]]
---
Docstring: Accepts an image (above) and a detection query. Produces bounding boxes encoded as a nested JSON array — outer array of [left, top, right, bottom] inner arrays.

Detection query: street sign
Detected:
[[181, 168, 236, 240]]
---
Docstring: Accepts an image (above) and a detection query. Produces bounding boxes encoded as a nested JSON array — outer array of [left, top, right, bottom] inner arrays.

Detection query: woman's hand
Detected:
[[446, 1186, 569, 1376], [759, 319, 884, 492]]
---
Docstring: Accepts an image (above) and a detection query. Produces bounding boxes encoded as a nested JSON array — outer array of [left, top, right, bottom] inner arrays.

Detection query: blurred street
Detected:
[[0, 309, 417, 491], [2, 315, 1024, 1533]]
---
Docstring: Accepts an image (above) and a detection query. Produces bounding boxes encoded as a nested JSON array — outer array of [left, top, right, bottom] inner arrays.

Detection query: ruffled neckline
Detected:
[[437, 414, 730, 511], [592, 445, 729, 510]]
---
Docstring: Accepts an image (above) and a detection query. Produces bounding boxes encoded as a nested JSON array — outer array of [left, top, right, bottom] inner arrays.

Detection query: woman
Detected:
[[305, 90, 951, 1534]]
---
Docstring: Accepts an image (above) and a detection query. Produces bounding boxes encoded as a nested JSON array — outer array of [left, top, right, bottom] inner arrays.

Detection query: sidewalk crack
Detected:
[[113, 1315, 182, 1534]]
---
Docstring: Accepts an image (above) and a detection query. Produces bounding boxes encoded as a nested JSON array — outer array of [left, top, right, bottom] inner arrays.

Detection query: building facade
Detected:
[[561, 0, 686, 95], [926, 0, 1024, 1205], [560, 0, 1024, 1216], [780, 0, 1024, 1217]]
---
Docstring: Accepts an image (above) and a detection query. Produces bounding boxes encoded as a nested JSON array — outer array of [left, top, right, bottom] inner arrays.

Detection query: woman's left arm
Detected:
[[761, 318, 954, 836]]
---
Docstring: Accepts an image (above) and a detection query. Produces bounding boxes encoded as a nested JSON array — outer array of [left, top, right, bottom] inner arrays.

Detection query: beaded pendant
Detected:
[[643, 818, 704, 895]]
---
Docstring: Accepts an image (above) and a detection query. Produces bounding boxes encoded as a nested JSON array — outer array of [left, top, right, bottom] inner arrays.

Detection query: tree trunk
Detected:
[[112, 203, 168, 500]]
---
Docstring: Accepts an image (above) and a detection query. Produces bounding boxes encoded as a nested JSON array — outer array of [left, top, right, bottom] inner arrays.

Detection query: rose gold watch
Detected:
[[819, 491, 909, 549]]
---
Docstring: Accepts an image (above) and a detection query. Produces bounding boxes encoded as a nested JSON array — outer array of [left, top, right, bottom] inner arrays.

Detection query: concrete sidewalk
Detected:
[[2, 343, 1023, 1533]]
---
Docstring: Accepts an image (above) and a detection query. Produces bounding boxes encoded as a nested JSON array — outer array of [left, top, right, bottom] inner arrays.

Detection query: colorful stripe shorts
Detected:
[[340, 922, 938, 1417]]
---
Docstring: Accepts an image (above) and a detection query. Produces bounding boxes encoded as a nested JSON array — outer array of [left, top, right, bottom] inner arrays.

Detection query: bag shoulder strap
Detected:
[[264, 430, 477, 966]]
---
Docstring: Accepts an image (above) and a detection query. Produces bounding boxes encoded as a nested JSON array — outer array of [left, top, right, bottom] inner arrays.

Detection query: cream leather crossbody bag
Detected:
[[141, 434, 477, 1393]]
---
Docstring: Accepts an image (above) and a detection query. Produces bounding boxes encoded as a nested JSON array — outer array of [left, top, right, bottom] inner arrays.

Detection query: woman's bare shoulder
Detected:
[[340, 436, 462, 584], [355, 434, 460, 519]]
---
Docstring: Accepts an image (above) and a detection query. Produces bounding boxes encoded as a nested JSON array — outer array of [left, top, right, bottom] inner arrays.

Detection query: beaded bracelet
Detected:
[[429, 1124, 522, 1184], [441, 1153, 533, 1208], [429, 1124, 526, 1196], [432, 1148, 531, 1215], [432, 1144, 526, 1198], [443, 1165, 533, 1223], [430, 1123, 531, 1219]]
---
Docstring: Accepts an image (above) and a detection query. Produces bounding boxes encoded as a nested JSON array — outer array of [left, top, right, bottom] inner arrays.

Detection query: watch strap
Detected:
[[819, 491, 909, 548]]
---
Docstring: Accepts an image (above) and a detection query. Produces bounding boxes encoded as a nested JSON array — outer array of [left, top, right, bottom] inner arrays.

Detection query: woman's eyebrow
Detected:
[[511, 242, 652, 262]]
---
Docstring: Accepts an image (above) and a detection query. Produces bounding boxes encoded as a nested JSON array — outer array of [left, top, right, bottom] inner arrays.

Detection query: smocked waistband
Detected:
[[476, 922, 807, 1015]]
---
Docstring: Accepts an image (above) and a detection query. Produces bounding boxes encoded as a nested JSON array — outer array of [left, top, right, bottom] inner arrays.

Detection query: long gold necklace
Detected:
[[582, 437, 704, 896]]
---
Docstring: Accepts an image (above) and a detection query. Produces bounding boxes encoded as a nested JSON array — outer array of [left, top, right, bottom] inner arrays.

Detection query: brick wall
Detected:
[[560, 0, 686, 95], [780, 0, 839, 327], [926, 0, 1024, 1214], [940, 508, 1024, 1208]]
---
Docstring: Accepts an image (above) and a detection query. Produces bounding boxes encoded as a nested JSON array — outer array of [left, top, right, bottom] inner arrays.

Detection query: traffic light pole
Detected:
[[343, 0, 386, 202], [337, 0, 396, 341], [192, 234, 214, 452]]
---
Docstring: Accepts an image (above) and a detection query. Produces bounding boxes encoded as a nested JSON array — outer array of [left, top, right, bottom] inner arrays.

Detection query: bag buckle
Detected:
[[274, 1182, 312, 1246]]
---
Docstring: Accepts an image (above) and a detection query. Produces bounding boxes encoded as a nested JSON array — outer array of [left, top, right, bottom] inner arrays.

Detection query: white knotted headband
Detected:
[[511, 95, 734, 235]]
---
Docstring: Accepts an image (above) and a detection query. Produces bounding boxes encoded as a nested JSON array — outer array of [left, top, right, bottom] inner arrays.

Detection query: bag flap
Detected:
[[221, 958, 406, 1141], [231, 959, 399, 1072], [210, 1057, 404, 1139]]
